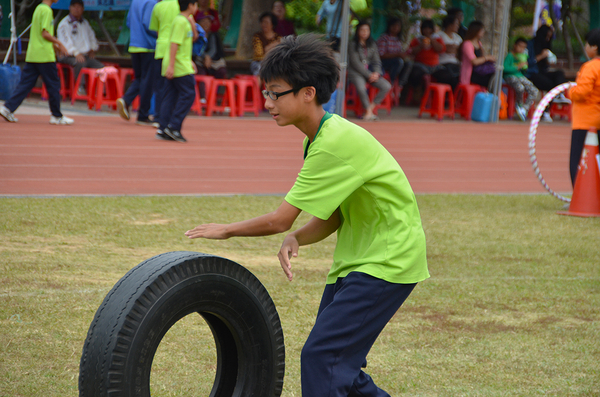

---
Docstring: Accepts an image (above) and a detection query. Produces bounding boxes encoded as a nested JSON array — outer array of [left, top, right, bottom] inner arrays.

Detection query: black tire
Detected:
[[79, 251, 285, 397]]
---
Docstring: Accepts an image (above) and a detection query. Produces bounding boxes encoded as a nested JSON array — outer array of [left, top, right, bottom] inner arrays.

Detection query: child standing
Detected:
[[149, 0, 180, 138], [0, 0, 74, 125], [185, 34, 429, 396], [503, 37, 539, 121], [568, 28, 600, 186], [157, 0, 198, 143]]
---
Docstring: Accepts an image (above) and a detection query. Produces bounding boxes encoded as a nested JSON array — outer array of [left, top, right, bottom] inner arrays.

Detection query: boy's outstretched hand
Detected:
[[185, 223, 229, 239], [277, 234, 299, 281]]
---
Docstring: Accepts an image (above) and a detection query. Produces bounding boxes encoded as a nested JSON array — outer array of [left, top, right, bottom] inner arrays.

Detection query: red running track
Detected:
[[0, 115, 573, 196]]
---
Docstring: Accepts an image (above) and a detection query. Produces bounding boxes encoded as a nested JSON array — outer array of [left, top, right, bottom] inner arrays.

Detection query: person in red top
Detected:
[[194, 0, 220, 32], [408, 19, 456, 89], [568, 28, 600, 187]]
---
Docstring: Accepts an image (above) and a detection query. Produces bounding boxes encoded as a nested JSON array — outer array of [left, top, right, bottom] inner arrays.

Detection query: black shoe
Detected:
[[164, 127, 187, 143], [155, 129, 174, 141]]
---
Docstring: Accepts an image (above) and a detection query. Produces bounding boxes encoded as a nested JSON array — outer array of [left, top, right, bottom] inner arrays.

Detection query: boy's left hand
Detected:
[[185, 223, 230, 239], [277, 234, 298, 281]]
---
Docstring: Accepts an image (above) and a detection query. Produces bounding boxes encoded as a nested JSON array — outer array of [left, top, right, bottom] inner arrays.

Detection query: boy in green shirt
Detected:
[[157, 0, 198, 143], [1, 0, 74, 125], [185, 34, 429, 396], [503, 37, 539, 121]]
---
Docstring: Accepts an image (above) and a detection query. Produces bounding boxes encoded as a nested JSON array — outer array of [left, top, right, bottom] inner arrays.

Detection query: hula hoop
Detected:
[[528, 81, 576, 202]]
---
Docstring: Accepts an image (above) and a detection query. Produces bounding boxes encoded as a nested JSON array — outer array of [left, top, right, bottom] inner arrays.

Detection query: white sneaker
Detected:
[[50, 115, 74, 125], [541, 112, 553, 123], [0, 106, 18, 122]]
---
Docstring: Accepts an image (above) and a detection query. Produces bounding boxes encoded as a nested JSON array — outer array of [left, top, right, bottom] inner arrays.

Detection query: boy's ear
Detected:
[[303, 86, 317, 102]]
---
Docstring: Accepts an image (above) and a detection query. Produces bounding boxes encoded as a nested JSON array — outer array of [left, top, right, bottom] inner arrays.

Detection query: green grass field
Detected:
[[1, 195, 598, 396]]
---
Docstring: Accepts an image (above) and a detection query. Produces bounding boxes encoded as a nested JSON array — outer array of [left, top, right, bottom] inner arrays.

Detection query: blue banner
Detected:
[[52, 0, 131, 11]]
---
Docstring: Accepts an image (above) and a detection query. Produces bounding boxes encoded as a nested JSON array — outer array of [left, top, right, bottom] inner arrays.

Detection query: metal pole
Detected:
[[491, 0, 511, 122], [335, 0, 350, 116], [2, 0, 18, 64]]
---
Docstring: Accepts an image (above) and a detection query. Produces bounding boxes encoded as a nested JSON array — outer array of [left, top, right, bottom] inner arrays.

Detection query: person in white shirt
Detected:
[[57, 0, 103, 83], [435, 14, 462, 88]]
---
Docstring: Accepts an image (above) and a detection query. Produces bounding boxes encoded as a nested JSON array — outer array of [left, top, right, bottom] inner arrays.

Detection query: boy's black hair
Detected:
[[514, 37, 527, 46], [386, 17, 402, 37], [259, 11, 278, 28], [260, 34, 340, 105], [421, 19, 435, 34], [446, 7, 463, 16], [178, 0, 195, 12], [70, 0, 84, 6], [586, 28, 600, 48]]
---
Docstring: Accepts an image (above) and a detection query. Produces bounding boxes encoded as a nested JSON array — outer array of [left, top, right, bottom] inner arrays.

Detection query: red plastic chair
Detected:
[[344, 82, 364, 118], [233, 76, 262, 117], [419, 83, 454, 121], [88, 72, 123, 111], [190, 75, 215, 115], [369, 84, 393, 116], [206, 79, 237, 117], [455, 83, 487, 121], [72, 68, 97, 105]]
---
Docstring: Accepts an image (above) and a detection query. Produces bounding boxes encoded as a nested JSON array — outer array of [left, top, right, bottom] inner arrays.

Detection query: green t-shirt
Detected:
[[26, 3, 55, 63], [503, 52, 525, 78], [285, 113, 429, 285], [150, 0, 180, 60], [162, 14, 194, 78]]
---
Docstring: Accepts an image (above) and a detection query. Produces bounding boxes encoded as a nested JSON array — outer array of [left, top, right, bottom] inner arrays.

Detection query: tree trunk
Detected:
[[235, 0, 272, 59], [476, 0, 512, 57], [561, 0, 575, 70]]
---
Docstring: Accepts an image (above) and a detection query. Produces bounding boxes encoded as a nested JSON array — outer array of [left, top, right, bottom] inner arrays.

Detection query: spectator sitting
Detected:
[[57, 0, 103, 90], [446, 7, 467, 39], [194, 0, 220, 33], [526, 24, 570, 113], [347, 21, 392, 121], [316, 0, 343, 51], [407, 19, 447, 89], [435, 14, 462, 89], [376, 17, 412, 89], [459, 20, 496, 89], [503, 37, 539, 121], [251, 12, 281, 76], [272, 0, 296, 37]]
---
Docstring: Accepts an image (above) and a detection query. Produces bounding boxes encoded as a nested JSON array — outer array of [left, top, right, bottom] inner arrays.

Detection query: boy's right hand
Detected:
[[277, 234, 298, 281], [165, 65, 175, 79]]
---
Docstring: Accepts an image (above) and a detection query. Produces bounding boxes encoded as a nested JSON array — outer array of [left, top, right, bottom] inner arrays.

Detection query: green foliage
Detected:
[[285, 0, 373, 35]]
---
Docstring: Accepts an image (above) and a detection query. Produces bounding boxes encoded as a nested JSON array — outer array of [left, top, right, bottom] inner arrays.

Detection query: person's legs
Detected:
[[167, 75, 195, 131], [3, 63, 41, 113], [528, 72, 554, 92], [122, 53, 143, 106], [39, 62, 63, 118], [381, 58, 402, 84], [520, 77, 539, 109], [569, 129, 588, 187], [159, 78, 177, 131], [371, 76, 391, 105], [136, 52, 158, 122], [348, 72, 370, 110], [546, 69, 566, 87], [149, 58, 163, 122], [506, 75, 525, 106], [397, 60, 413, 87], [301, 272, 416, 397]]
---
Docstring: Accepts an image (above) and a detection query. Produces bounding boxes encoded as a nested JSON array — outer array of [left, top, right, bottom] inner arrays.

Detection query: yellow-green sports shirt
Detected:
[[150, 0, 180, 60], [161, 14, 194, 78], [285, 113, 429, 285], [26, 3, 56, 63]]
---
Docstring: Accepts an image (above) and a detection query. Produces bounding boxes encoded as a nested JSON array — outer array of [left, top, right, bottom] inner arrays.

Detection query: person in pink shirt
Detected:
[[459, 21, 496, 88]]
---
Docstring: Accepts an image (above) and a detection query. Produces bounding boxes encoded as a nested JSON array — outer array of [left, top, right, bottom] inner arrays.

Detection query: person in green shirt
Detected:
[[503, 37, 540, 121], [157, 0, 198, 142], [149, 0, 180, 139], [1, 0, 74, 125], [185, 34, 429, 396]]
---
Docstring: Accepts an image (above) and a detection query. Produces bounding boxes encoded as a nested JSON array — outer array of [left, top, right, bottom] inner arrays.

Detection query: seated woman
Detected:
[[272, 0, 296, 37], [347, 21, 392, 121], [407, 19, 447, 88], [195, 15, 227, 98], [376, 17, 412, 88], [526, 24, 569, 105], [194, 0, 220, 33], [459, 21, 496, 89], [435, 14, 462, 89], [251, 12, 281, 76]]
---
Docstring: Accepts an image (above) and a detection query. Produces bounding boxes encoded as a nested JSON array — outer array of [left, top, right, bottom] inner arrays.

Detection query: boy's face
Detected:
[[513, 41, 526, 53], [264, 79, 306, 127], [585, 42, 598, 58]]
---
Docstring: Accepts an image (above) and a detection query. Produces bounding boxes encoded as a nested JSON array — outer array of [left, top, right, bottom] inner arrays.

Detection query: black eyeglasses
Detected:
[[262, 89, 295, 101]]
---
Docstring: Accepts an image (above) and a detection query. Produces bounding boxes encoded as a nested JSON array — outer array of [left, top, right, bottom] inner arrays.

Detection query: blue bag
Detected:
[[471, 92, 497, 123], [322, 89, 338, 115], [0, 63, 21, 100], [192, 24, 207, 57]]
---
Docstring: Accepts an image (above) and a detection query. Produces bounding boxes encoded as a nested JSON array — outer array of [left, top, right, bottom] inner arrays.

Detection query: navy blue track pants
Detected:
[[301, 272, 416, 397]]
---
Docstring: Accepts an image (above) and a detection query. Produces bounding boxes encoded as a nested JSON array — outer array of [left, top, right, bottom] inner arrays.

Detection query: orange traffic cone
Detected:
[[558, 128, 600, 217]]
